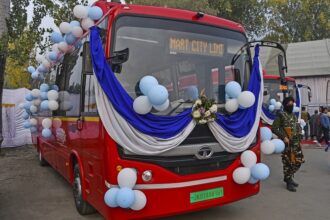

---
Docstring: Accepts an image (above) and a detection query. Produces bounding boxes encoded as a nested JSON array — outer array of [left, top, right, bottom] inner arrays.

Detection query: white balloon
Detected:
[[240, 150, 257, 168], [48, 100, 59, 111], [59, 91, 71, 101], [130, 190, 147, 211], [47, 90, 59, 101], [73, 5, 88, 19], [225, 98, 239, 113], [33, 99, 41, 106], [18, 103, 24, 109], [42, 59, 51, 68], [31, 89, 40, 98], [117, 168, 137, 189], [42, 118, 52, 128], [52, 118, 62, 129], [261, 140, 276, 155], [30, 105, 38, 113], [58, 42, 69, 53], [232, 167, 251, 184], [133, 96, 152, 115], [59, 22, 72, 34], [72, 26, 83, 38], [275, 102, 282, 110], [60, 101, 73, 111], [153, 99, 169, 111], [237, 91, 255, 108], [52, 44, 59, 52], [81, 18, 95, 31], [30, 118, 38, 126]]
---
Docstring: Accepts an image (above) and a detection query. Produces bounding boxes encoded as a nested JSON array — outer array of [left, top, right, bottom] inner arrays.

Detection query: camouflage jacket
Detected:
[[272, 111, 301, 142]]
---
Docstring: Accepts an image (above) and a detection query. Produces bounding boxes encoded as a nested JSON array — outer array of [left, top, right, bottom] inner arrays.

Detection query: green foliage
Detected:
[[265, 0, 330, 43]]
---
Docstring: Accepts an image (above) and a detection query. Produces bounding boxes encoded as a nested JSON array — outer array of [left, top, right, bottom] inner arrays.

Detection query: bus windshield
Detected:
[[112, 16, 249, 115], [263, 79, 296, 106]]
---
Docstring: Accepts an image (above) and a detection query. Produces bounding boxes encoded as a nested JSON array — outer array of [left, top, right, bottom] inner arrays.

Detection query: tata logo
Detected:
[[195, 146, 213, 160]]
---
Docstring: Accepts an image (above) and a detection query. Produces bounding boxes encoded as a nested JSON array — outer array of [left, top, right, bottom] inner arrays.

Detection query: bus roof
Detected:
[[95, 1, 246, 34]]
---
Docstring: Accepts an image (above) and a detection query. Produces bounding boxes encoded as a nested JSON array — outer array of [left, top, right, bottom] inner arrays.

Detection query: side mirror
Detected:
[[108, 48, 129, 73], [82, 42, 93, 75], [278, 54, 286, 80]]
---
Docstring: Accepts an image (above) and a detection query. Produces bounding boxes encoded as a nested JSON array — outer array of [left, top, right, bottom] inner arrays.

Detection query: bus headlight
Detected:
[[142, 170, 152, 182]]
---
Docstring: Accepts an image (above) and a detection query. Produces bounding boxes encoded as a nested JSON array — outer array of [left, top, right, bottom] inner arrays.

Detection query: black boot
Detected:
[[290, 178, 299, 187], [286, 182, 297, 192]]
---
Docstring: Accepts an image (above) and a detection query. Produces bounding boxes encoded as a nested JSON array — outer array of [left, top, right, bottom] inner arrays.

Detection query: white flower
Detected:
[[204, 110, 211, 117], [192, 110, 201, 118], [199, 119, 207, 124], [195, 99, 202, 105], [210, 104, 217, 113], [207, 118, 215, 122]]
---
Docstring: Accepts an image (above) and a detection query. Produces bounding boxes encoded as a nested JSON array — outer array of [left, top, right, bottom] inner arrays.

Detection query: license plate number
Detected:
[[190, 187, 224, 203]]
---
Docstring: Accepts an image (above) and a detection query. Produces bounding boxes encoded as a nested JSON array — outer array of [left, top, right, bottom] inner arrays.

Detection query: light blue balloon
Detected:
[[139, 76, 158, 95], [248, 176, 259, 184], [251, 163, 270, 180], [70, 20, 80, 27], [30, 126, 37, 133], [24, 101, 32, 110], [272, 139, 285, 153], [42, 128, 52, 138], [48, 51, 58, 61], [88, 6, 103, 20], [40, 92, 48, 100], [186, 86, 198, 100], [260, 127, 272, 141], [23, 111, 30, 120], [25, 93, 34, 101], [23, 121, 32, 129], [104, 188, 119, 208], [116, 187, 135, 209], [37, 64, 47, 73], [268, 104, 275, 112], [51, 85, 59, 91], [270, 99, 276, 105], [50, 32, 63, 43], [27, 66, 35, 73], [40, 84, 49, 92], [40, 100, 49, 111], [31, 71, 39, 79], [147, 85, 169, 106], [225, 81, 242, 98], [64, 33, 76, 45]]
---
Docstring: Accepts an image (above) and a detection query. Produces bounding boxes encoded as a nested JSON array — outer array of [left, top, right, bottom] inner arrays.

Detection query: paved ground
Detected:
[[0, 145, 329, 220]]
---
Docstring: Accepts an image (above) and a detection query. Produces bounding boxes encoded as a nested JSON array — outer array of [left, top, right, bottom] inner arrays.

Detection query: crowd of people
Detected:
[[301, 106, 330, 152]]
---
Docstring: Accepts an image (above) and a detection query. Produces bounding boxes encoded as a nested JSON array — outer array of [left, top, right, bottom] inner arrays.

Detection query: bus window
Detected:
[[83, 75, 97, 113]]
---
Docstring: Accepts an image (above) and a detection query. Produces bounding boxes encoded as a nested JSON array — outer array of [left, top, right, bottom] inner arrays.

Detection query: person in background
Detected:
[[317, 106, 330, 152], [310, 110, 321, 140], [301, 107, 310, 140], [272, 96, 305, 192]]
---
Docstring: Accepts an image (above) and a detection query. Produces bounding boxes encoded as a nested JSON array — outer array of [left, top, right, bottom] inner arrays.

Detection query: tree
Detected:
[[265, 0, 330, 43], [131, 0, 218, 16], [208, 0, 268, 39]]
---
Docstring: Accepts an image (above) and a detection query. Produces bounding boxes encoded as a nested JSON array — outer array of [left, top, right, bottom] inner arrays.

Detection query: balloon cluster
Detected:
[[20, 83, 60, 138], [133, 76, 169, 115], [260, 127, 285, 155], [26, 4, 103, 80], [268, 98, 282, 112], [224, 81, 255, 113], [104, 168, 147, 211], [232, 150, 270, 184]]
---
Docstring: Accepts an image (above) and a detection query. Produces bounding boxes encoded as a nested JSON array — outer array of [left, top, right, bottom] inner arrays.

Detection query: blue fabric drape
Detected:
[[262, 105, 276, 120], [214, 45, 261, 137], [90, 27, 192, 139], [90, 27, 261, 139]]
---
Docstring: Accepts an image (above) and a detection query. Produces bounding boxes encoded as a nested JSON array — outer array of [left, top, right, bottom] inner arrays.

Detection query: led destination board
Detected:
[[169, 37, 224, 57]]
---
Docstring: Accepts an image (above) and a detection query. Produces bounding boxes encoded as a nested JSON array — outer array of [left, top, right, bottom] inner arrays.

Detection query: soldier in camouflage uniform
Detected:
[[272, 97, 305, 192]]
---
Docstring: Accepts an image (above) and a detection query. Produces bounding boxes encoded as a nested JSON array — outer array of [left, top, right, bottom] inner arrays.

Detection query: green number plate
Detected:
[[190, 187, 224, 203]]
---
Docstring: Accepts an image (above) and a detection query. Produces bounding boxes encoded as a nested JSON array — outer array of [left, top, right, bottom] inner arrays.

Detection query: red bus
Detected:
[[33, 1, 261, 219]]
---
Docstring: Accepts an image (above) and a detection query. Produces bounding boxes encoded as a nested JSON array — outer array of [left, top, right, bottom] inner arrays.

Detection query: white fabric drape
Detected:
[[208, 60, 264, 152], [94, 78, 197, 155]]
